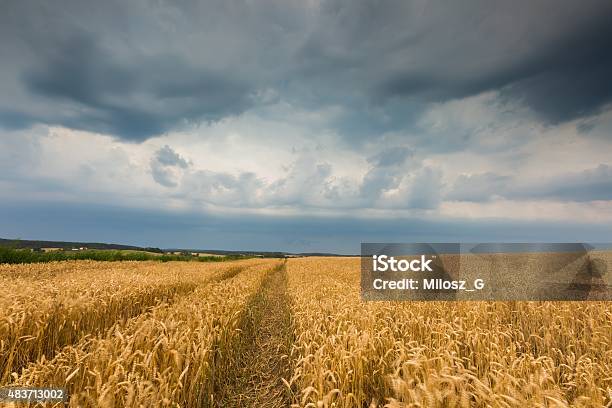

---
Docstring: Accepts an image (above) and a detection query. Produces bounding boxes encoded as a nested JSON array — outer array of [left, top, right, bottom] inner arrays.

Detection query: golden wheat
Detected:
[[11, 260, 280, 407], [1, 257, 610, 407], [285, 257, 612, 408], [0, 259, 265, 383]]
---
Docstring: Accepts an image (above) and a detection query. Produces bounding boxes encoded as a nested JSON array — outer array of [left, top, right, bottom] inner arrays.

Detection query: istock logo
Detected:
[[372, 255, 434, 272]]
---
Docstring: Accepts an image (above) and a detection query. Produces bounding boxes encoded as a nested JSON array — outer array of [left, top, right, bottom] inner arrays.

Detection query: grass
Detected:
[[0, 247, 247, 264]]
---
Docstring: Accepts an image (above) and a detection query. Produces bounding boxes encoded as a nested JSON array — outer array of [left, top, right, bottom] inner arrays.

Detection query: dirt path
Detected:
[[216, 261, 294, 407]]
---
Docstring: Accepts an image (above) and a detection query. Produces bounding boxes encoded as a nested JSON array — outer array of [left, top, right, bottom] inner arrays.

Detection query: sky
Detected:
[[1, 0, 612, 253]]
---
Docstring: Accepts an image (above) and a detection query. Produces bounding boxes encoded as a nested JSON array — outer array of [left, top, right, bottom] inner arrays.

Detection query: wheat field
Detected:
[[1, 257, 610, 407]]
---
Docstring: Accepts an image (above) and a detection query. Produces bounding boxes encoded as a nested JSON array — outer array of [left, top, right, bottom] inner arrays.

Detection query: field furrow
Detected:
[[11, 260, 281, 407], [215, 260, 294, 407], [0, 259, 265, 383]]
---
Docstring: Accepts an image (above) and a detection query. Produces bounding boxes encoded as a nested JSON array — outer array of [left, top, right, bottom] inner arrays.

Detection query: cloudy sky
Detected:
[[1, 0, 612, 253]]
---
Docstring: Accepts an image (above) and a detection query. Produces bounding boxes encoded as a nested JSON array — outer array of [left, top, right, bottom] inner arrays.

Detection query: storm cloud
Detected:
[[1, 0, 612, 141], [2, 200, 611, 254]]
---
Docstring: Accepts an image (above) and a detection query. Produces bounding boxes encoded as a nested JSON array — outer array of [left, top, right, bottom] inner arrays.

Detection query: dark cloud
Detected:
[[155, 145, 190, 168], [1, 0, 612, 141], [150, 145, 190, 187], [0, 111, 36, 131], [2, 200, 611, 253], [363, 0, 612, 132], [360, 161, 405, 202], [301, 0, 612, 131], [367, 146, 413, 167], [20, 33, 252, 140], [498, 14, 612, 124]]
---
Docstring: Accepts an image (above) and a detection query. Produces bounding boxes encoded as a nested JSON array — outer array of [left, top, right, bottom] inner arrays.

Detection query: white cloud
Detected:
[[1, 91, 612, 226]]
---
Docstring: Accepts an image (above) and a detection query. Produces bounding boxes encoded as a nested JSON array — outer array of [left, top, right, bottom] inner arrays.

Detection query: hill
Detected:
[[0, 238, 163, 253]]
